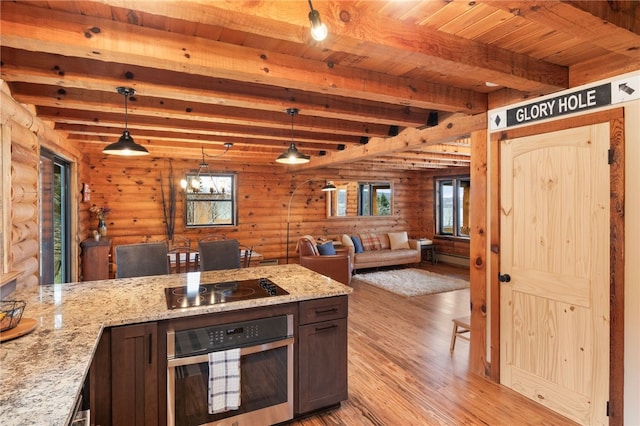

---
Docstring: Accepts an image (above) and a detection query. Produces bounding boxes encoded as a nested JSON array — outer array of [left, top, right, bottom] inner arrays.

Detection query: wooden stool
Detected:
[[450, 316, 470, 352]]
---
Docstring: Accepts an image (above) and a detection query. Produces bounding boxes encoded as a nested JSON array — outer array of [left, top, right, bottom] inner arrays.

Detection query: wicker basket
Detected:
[[0, 300, 26, 332]]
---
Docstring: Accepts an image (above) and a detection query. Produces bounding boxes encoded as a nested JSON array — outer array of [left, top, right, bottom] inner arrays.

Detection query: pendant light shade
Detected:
[[276, 108, 310, 165], [321, 181, 337, 191], [103, 87, 149, 156], [308, 7, 328, 41]]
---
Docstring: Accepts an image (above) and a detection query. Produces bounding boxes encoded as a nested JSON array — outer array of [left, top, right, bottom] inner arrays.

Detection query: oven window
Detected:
[[174, 346, 288, 426]]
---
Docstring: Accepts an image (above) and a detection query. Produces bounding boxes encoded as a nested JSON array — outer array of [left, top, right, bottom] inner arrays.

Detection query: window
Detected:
[[184, 172, 237, 227], [358, 182, 391, 216], [435, 176, 470, 238]]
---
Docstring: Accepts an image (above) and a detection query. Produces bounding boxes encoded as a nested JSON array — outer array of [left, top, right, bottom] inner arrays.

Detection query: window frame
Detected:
[[434, 175, 470, 239], [357, 182, 392, 216], [183, 172, 238, 228]]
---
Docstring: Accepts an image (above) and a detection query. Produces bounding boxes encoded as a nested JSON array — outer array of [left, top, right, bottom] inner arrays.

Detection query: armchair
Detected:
[[297, 236, 352, 285]]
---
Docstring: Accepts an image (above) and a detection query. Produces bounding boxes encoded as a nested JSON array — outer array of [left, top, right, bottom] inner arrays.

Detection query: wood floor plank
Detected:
[[290, 264, 578, 426]]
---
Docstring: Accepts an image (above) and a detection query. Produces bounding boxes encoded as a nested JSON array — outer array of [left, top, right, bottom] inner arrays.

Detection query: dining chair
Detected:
[[167, 246, 200, 273], [115, 242, 169, 278], [239, 244, 253, 268], [198, 239, 241, 271], [167, 235, 191, 250]]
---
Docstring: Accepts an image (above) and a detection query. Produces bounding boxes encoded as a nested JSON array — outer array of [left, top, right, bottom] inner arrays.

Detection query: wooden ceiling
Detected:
[[1, 1, 638, 170]]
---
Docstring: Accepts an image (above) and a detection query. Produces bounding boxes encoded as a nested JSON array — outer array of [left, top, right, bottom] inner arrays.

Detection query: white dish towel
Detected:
[[208, 348, 241, 414]]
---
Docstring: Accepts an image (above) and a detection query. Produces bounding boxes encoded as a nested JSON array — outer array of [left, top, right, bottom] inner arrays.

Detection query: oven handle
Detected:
[[167, 337, 294, 368]]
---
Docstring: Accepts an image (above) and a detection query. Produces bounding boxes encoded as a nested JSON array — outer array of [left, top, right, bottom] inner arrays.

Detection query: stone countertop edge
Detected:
[[0, 264, 352, 426]]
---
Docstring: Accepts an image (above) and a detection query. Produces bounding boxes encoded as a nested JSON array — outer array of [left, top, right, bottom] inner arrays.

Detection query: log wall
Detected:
[[1, 84, 88, 288], [85, 154, 445, 274]]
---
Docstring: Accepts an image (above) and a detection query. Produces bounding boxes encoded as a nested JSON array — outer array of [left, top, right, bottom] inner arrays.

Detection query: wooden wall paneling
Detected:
[[469, 128, 488, 376]]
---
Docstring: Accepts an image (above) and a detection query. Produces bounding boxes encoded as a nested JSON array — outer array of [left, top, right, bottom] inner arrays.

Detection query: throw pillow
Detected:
[[351, 235, 364, 253], [317, 242, 336, 255], [342, 234, 355, 248], [359, 232, 381, 251], [388, 231, 410, 250]]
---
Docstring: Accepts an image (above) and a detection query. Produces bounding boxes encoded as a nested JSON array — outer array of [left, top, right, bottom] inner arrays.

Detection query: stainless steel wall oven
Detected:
[[166, 314, 294, 426]]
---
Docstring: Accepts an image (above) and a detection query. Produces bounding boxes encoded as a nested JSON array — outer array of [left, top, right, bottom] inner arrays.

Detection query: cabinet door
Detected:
[[111, 322, 159, 426], [297, 318, 348, 414]]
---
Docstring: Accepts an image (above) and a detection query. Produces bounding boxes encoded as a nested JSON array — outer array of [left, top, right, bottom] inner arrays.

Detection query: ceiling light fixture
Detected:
[[103, 87, 149, 156], [276, 108, 311, 165], [180, 144, 233, 192], [308, 0, 328, 41]]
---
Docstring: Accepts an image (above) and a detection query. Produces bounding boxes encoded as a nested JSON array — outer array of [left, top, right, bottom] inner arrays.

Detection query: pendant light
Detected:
[[276, 108, 310, 165], [308, 0, 328, 41], [103, 87, 149, 156]]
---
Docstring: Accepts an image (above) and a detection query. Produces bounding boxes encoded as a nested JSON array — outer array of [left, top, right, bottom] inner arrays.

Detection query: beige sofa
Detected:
[[341, 231, 421, 272]]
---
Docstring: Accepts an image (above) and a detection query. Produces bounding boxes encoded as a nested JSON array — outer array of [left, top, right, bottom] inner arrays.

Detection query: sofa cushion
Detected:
[[351, 235, 364, 253], [317, 241, 336, 255], [389, 231, 410, 250], [359, 232, 381, 251], [379, 233, 391, 250]]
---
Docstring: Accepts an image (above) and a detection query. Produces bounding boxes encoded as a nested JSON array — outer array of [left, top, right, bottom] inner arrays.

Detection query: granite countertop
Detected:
[[0, 264, 352, 426]]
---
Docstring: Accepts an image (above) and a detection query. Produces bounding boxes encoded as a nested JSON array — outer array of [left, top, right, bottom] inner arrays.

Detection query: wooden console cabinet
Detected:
[[297, 295, 348, 415], [80, 237, 111, 281]]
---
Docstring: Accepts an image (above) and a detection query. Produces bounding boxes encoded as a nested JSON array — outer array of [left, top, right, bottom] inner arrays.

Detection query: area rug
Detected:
[[355, 268, 469, 296]]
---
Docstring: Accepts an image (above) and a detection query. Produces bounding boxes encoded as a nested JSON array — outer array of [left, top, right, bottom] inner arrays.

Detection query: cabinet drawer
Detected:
[[299, 295, 348, 325]]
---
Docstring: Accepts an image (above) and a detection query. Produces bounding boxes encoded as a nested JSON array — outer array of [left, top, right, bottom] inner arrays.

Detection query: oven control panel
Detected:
[[172, 314, 290, 357]]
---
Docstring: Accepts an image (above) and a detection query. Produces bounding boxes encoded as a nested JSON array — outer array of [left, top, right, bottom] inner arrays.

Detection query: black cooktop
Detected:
[[164, 277, 289, 310]]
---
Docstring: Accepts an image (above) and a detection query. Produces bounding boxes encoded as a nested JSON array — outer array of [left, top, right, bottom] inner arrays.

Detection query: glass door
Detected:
[[39, 149, 71, 284]]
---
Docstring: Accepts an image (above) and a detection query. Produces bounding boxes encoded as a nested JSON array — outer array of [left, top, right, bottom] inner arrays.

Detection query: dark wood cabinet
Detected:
[[80, 237, 110, 281], [110, 322, 159, 426], [297, 296, 348, 415], [91, 322, 161, 426]]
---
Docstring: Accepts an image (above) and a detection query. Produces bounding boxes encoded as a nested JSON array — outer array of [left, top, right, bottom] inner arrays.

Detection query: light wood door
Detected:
[[500, 123, 610, 425]]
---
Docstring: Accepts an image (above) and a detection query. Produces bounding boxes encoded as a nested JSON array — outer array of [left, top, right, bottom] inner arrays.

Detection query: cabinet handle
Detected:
[[148, 333, 153, 365], [315, 307, 338, 315], [315, 324, 338, 332]]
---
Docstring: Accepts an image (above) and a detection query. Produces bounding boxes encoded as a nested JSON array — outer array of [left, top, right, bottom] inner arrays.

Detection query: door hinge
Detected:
[[608, 149, 614, 164], [606, 400, 610, 417]]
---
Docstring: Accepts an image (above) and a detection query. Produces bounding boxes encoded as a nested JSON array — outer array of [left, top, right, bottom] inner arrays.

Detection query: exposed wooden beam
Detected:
[[298, 113, 486, 170], [101, 0, 568, 93], [0, 50, 434, 128], [0, 2, 486, 114]]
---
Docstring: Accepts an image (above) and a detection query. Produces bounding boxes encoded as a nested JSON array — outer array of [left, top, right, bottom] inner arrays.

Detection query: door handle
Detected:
[[498, 273, 511, 283]]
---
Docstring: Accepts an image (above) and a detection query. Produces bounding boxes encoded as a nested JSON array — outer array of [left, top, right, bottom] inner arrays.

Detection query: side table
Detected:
[[417, 239, 436, 265], [81, 237, 111, 281]]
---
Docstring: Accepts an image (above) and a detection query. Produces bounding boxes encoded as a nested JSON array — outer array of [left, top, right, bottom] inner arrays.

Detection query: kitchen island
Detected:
[[0, 264, 352, 425]]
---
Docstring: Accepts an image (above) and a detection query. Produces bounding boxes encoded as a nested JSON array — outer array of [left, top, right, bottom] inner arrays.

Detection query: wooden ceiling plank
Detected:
[[0, 2, 486, 114], [96, 0, 567, 93], [485, 0, 640, 57]]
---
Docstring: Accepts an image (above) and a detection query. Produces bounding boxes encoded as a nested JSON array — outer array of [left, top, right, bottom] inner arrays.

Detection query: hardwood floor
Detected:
[[290, 263, 578, 426]]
